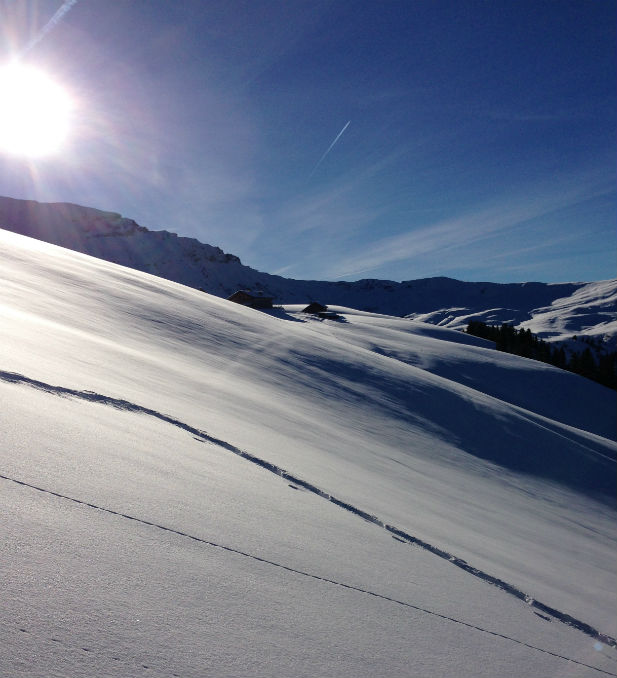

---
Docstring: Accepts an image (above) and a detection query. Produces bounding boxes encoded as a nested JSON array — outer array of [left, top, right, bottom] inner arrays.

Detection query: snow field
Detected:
[[1, 229, 616, 676]]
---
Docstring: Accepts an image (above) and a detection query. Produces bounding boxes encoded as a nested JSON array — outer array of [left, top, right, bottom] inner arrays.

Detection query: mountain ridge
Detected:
[[1, 195, 615, 348]]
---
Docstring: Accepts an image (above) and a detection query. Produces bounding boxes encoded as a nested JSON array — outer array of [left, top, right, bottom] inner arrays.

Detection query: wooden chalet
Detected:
[[301, 302, 328, 314], [227, 290, 273, 309], [301, 301, 340, 320]]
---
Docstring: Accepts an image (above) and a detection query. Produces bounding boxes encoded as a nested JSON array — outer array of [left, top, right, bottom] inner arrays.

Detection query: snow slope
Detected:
[[1, 228, 616, 677], [519, 279, 617, 347], [1, 195, 615, 348]]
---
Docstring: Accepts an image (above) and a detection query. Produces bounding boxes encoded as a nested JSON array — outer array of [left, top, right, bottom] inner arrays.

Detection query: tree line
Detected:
[[465, 320, 617, 390]]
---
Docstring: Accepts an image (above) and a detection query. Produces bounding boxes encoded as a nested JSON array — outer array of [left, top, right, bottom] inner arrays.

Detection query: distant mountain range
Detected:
[[1, 195, 615, 348]]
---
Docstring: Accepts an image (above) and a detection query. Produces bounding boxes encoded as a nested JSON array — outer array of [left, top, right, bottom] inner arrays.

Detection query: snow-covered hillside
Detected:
[[1, 229, 616, 677], [1, 195, 615, 349]]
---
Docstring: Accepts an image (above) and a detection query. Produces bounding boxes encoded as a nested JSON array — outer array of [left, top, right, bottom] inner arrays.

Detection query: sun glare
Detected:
[[0, 62, 73, 158]]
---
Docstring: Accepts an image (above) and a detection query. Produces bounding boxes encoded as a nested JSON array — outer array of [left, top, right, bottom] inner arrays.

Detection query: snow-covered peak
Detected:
[[0, 195, 241, 272]]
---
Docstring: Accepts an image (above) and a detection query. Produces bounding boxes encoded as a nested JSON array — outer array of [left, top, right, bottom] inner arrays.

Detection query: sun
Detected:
[[0, 62, 73, 158]]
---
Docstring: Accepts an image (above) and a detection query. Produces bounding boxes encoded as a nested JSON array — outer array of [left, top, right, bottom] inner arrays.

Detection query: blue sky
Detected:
[[0, 0, 615, 283]]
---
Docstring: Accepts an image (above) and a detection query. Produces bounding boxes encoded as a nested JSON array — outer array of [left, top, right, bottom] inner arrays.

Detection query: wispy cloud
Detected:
[[329, 170, 615, 280], [274, 145, 412, 239]]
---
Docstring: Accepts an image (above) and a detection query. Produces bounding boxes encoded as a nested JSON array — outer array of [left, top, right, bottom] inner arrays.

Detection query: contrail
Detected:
[[309, 120, 351, 179], [19, 0, 80, 56]]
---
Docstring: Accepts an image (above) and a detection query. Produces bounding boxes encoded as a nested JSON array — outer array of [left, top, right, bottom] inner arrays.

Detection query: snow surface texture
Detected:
[[1, 228, 616, 678], [1, 195, 616, 350]]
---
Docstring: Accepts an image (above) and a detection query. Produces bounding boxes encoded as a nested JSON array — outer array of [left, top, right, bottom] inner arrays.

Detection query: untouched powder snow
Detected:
[[285, 305, 616, 439], [1, 228, 616, 678]]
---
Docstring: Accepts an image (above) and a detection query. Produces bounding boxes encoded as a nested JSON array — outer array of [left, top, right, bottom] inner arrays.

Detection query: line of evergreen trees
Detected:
[[465, 320, 617, 390]]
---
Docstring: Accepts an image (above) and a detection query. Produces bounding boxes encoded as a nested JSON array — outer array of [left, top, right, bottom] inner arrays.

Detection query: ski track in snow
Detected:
[[3, 472, 616, 677], [2, 368, 616, 667]]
